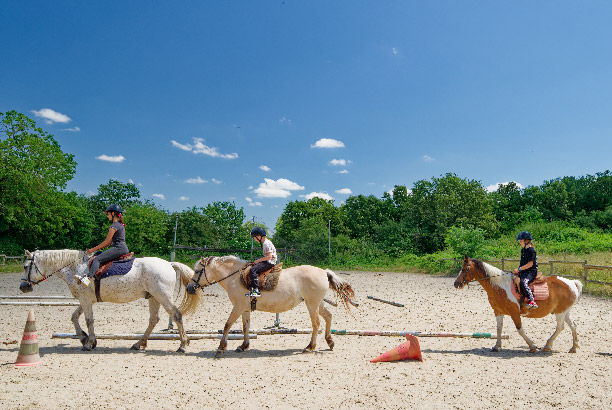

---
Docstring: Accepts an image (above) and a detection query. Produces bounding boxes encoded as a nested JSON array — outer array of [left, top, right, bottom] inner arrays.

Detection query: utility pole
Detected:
[[250, 216, 255, 260], [328, 220, 331, 254]]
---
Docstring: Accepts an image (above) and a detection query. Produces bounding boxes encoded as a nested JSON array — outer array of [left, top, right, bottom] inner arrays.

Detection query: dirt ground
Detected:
[[1, 269, 611, 409]]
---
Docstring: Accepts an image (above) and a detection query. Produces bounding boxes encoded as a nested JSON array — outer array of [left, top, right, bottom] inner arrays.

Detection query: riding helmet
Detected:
[[105, 204, 124, 214], [250, 226, 267, 238], [516, 231, 533, 241]]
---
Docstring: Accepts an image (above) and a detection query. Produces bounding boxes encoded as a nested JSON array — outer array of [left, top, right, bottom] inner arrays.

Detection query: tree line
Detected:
[[3, 110, 612, 263]]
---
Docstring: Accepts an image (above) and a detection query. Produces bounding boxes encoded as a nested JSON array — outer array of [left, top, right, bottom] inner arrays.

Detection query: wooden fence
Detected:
[[440, 257, 612, 290], [173, 245, 300, 262], [0, 254, 25, 266]]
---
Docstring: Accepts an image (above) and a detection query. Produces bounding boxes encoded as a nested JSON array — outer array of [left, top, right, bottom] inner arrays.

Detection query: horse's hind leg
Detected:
[[510, 314, 537, 353], [132, 298, 161, 351], [81, 303, 97, 351], [565, 310, 579, 353], [303, 299, 321, 353], [236, 311, 251, 353], [217, 304, 246, 358], [318, 303, 334, 350], [543, 312, 567, 353], [491, 315, 503, 352], [158, 298, 189, 353]]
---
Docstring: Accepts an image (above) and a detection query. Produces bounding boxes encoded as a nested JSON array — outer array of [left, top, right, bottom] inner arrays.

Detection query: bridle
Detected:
[[457, 261, 512, 287], [189, 257, 249, 291]]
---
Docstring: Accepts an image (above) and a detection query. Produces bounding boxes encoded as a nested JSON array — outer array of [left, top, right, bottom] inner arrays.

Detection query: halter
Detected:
[[189, 257, 248, 290]]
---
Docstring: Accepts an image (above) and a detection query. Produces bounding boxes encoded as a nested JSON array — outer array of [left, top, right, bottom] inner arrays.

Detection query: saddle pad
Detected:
[[240, 263, 283, 291], [511, 276, 549, 301], [94, 253, 135, 278]]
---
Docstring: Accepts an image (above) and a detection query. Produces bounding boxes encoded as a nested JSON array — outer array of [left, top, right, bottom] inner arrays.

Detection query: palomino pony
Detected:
[[454, 256, 582, 353], [19, 250, 203, 352], [178, 255, 357, 358]]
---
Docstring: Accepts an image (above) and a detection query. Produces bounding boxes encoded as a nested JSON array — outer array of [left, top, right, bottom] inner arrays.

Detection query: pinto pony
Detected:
[[19, 250, 202, 352], [454, 256, 582, 353], [181, 255, 357, 358]]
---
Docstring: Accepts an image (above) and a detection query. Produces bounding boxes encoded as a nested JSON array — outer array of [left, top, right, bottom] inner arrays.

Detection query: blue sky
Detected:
[[2, 1, 612, 232]]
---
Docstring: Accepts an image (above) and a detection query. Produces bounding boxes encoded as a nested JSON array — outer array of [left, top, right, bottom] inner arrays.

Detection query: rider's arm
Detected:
[[254, 252, 273, 264], [512, 260, 534, 274], [87, 227, 117, 254]]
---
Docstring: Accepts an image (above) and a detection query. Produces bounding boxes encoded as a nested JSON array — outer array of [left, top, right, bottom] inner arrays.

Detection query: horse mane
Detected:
[[472, 258, 509, 289], [216, 255, 248, 267], [37, 249, 84, 272]]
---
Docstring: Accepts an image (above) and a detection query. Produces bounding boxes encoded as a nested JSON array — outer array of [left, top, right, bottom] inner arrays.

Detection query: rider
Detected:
[[75, 204, 129, 287], [248, 226, 277, 297], [512, 231, 538, 309]]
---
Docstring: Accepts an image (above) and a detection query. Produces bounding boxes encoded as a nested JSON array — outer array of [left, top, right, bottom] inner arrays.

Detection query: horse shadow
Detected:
[[421, 347, 555, 358]]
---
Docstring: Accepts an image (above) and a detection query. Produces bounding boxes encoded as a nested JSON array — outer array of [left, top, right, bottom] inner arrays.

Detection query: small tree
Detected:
[[445, 226, 487, 258]]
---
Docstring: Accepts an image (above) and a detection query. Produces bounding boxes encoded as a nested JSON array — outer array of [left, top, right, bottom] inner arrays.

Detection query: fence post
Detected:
[[583, 263, 588, 291], [501, 258, 505, 271], [549, 261, 554, 276]]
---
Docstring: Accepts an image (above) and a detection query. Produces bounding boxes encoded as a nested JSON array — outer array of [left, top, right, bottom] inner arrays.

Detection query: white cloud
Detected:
[[259, 165, 271, 172], [329, 159, 350, 166], [59, 126, 80, 132], [279, 117, 293, 125], [486, 181, 525, 193], [31, 108, 71, 124], [179, 196, 189, 201], [96, 154, 125, 163], [185, 176, 208, 184], [423, 155, 435, 162], [246, 197, 263, 207], [335, 188, 352, 195], [152, 194, 166, 200], [301, 192, 334, 201], [254, 178, 305, 198], [212, 178, 222, 184], [338, 169, 349, 174], [86, 190, 96, 197], [171, 137, 238, 159], [311, 138, 345, 149], [392, 47, 399, 55]]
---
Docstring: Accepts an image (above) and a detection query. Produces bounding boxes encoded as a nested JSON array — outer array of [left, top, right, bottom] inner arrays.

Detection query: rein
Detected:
[[23, 253, 84, 286], [458, 264, 513, 286], [190, 259, 249, 290]]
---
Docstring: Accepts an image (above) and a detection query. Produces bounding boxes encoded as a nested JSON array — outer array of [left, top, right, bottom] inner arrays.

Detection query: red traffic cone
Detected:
[[370, 334, 423, 362], [15, 310, 42, 368]]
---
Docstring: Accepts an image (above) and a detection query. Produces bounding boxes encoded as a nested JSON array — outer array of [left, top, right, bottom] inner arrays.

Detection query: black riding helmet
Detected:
[[250, 226, 266, 238], [105, 204, 123, 214], [516, 231, 533, 241]]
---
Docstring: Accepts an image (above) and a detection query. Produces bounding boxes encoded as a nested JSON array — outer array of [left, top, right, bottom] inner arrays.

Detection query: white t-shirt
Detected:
[[262, 239, 277, 265]]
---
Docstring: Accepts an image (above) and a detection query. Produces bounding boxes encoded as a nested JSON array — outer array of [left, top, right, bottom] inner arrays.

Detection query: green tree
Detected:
[[125, 202, 170, 255], [340, 194, 392, 239], [200, 201, 249, 248]]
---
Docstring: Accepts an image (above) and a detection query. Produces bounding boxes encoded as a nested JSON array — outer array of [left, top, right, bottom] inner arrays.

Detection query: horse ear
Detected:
[[463, 255, 469, 263], [24, 250, 32, 257]]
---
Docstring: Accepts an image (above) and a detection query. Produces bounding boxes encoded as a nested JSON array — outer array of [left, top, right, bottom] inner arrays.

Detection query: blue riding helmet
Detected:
[[105, 204, 123, 214], [516, 231, 533, 241], [250, 227, 266, 237]]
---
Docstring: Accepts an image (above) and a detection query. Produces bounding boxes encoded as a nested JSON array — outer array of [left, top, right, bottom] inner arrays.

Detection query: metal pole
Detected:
[[166, 215, 179, 331], [250, 216, 255, 260], [328, 220, 331, 254]]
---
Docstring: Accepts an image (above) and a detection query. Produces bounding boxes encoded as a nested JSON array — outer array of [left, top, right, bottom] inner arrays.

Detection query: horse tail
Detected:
[[171, 262, 203, 316], [573, 279, 583, 301], [326, 269, 358, 312]]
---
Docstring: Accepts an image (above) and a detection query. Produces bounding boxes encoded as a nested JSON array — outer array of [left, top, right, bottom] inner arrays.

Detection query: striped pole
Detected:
[[52, 333, 257, 341], [331, 329, 509, 339]]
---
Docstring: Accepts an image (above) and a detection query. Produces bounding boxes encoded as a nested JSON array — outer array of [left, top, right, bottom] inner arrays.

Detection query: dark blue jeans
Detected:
[[249, 261, 274, 289]]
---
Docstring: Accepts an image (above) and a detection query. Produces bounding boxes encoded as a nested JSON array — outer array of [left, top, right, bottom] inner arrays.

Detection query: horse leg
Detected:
[[217, 305, 244, 358], [303, 299, 321, 353], [81, 303, 97, 351], [71, 305, 88, 346], [236, 311, 251, 353], [491, 315, 504, 352], [543, 312, 567, 353], [318, 302, 334, 350], [158, 298, 189, 353], [131, 298, 161, 351], [565, 310, 579, 353], [510, 314, 537, 353]]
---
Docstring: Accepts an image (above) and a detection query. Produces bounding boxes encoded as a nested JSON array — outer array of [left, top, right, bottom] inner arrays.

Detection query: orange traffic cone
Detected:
[[15, 310, 42, 368], [370, 334, 423, 362]]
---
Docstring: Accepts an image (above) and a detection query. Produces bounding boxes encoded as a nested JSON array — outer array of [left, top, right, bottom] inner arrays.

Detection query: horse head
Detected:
[[454, 256, 474, 289], [187, 256, 215, 294], [20, 250, 40, 293]]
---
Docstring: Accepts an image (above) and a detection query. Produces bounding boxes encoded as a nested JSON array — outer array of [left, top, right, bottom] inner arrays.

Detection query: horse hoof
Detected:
[[91, 340, 97, 349], [569, 347, 577, 353], [491, 346, 500, 352], [177, 346, 186, 353], [214, 350, 224, 359], [529, 347, 538, 354], [235, 345, 249, 353], [542, 346, 552, 353], [302, 348, 314, 354], [130, 344, 140, 351], [81, 345, 92, 351]]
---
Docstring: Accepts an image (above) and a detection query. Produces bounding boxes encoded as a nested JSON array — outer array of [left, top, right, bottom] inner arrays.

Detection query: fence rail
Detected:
[[0, 254, 25, 265], [173, 245, 300, 262], [440, 257, 612, 290]]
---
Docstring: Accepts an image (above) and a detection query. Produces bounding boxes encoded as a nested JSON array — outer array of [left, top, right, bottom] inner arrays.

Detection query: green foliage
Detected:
[[445, 226, 487, 258], [124, 203, 170, 255]]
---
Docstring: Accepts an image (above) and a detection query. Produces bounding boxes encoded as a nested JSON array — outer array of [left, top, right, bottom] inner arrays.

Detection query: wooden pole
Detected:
[[0, 295, 74, 300], [52, 333, 257, 340], [0, 301, 80, 306], [367, 296, 404, 307]]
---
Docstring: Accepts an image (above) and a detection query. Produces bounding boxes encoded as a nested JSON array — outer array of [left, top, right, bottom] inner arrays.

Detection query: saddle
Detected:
[[89, 252, 135, 278], [240, 263, 283, 292], [511, 272, 549, 301]]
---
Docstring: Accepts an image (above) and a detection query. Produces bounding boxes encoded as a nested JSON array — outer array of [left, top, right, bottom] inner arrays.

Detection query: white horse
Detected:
[[177, 255, 358, 358], [19, 249, 202, 352]]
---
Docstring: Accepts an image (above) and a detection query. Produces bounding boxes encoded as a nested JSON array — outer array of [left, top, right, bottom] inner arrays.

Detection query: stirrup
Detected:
[[246, 289, 261, 298], [74, 275, 91, 287]]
